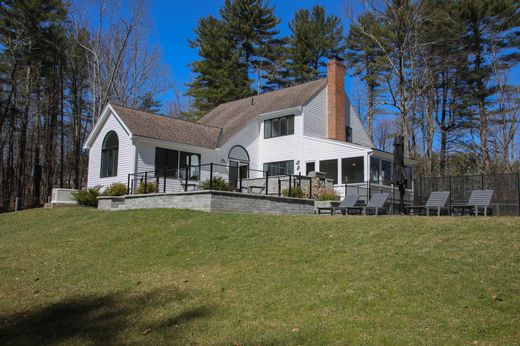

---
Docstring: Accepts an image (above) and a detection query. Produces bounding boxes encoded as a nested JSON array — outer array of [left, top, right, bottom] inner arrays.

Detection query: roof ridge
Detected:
[[200, 78, 327, 115], [109, 103, 223, 130]]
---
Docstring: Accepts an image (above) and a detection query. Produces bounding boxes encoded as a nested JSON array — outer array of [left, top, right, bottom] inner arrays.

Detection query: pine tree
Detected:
[[286, 5, 346, 83], [184, 16, 250, 120]]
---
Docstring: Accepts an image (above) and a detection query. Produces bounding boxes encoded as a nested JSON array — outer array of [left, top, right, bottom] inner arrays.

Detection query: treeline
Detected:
[[0, 0, 169, 210], [187, 0, 519, 176]]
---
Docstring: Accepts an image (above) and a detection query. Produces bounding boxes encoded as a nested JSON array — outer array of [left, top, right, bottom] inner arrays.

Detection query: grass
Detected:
[[0, 208, 519, 345]]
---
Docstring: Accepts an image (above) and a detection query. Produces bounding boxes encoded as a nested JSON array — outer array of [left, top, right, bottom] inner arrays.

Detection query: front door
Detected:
[[229, 160, 249, 191]]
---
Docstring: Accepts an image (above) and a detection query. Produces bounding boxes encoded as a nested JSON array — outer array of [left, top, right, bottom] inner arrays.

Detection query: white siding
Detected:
[[87, 112, 134, 188], [218, 121, 262, 177], [259, 112, 304, 175], [345, 95, 373, 148], [303, 87, 327, 138]]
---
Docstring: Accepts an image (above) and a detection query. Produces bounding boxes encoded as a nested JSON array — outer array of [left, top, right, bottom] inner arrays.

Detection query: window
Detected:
[[342, 157, 364, 184], [346, 126, 353, 142], [264, 115, 294, 139], [319, 159, 338, 184], [155, 148, 201, 180], [180, 151, 201, 180], [100, 131, 118, 177], [263, 160, 294, 176], [370, 157, 380, 182], [155, 148, 179, 177], [306, 162, 315, 175], [381, 160, 392, 185]]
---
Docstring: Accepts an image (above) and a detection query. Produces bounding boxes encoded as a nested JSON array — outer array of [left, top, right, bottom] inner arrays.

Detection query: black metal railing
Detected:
[[127, 163, 314, 198], [413, 172, 520, 216]]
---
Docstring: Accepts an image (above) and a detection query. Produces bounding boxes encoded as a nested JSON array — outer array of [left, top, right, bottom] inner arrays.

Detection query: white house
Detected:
[[84, 57, 413, 196]]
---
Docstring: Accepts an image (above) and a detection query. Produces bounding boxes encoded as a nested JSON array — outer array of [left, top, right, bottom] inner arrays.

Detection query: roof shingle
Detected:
[[198, 78, 327, 143], [110, 104, 222, 149]]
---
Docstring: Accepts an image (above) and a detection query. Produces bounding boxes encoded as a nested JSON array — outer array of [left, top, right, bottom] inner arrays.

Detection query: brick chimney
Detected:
[[327, 56, 346, 141]]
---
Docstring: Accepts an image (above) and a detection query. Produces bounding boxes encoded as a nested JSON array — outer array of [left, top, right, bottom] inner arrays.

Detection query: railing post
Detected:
[[265, 171, 269, 195], [144, 172, 148, 194], [210, 163, 213, 190], [185, 166, 189, 192], [289, 174, 292, 197], [481, 174, 484, 189], [309, 177, 312, 199], [278, 178, 281, 196], [127, 174, 130, 195], [163, 170, 167, 193], [239, 169, 243, 192], [298, 171, 301, 187], [156, 175, 160, 192]]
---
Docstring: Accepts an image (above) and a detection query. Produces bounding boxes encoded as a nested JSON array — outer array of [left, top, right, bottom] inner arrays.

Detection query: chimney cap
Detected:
[[328, 55, 345, 63]]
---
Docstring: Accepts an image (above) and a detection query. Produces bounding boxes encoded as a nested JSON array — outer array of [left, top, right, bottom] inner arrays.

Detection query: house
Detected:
[[84, 57, 414, 197]]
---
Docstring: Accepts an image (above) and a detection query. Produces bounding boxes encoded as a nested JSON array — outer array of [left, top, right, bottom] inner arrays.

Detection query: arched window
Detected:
[[100, 131, 118, 177], [228, 145, 249, 163]]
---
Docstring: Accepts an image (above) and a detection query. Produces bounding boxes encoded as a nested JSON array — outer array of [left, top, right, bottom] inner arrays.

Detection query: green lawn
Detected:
[[0, 208, 519, 345]]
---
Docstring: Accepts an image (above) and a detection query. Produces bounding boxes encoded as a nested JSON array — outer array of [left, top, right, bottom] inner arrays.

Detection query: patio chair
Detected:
[[405, 191, 450, 216], [316, 194, 359, 215], [339, 194, 359, 215], [347, 193, 389, 216], [451, 189, 494, 216]]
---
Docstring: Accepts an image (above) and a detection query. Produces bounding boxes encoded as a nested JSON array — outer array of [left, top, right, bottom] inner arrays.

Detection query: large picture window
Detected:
[[264, 115, 294, 139], [319, 159, 338, 184], [155, 148, 201, 180], [263, 160, 294, 176], [342, 157, 364, 184], [100, 131, 118, 178], [155, 148, 179, 177]]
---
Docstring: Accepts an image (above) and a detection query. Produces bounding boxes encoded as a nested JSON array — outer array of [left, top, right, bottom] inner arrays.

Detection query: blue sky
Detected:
[[147, 0, 363, 103]]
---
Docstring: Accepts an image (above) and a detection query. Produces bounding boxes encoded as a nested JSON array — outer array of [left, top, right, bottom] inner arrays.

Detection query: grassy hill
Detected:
[[0, 208, 519, 345]]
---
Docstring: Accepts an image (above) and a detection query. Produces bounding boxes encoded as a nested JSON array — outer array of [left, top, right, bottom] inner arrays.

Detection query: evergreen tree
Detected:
[[184, 16, 250, 120], [220, 0, 284, 92], [139, 92, 162, 113], [286, 5, 346, 83]]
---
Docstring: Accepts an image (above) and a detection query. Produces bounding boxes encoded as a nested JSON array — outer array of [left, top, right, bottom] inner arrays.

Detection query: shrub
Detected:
[[200, 176, 231, 191], [282, 186, 306, 198], [72, 186, 102, 207], [103, 182, 128, 196], [313, 186, 339, 201], [136, 181, 157, 194]]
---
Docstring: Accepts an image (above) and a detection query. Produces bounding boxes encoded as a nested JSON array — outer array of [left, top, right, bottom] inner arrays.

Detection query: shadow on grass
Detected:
[[0, 286, 215, 345]]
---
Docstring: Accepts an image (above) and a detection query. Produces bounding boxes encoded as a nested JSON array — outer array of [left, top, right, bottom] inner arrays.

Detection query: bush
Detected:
[[136, 181, 157, 194], [282, 186, 306, 198], [313, 186, 339, 201], [103, 182, 128, 196], [72, 186, 102, 207], [200, 176, 231, 191]]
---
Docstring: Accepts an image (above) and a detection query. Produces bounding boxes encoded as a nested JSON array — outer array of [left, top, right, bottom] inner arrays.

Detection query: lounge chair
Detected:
[[451, 189, 494, 216], [347, 193, 389, 216], [338, 194, 359, 215], [405, 191, 450, 216]]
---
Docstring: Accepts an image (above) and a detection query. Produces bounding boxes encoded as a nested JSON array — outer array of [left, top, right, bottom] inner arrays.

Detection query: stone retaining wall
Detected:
[[98, 190, 314, 215]]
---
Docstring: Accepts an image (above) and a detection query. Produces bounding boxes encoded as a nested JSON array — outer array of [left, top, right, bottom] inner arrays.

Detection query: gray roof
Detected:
[[110, 104, 222, 149], [198, 78, 327, 143]]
